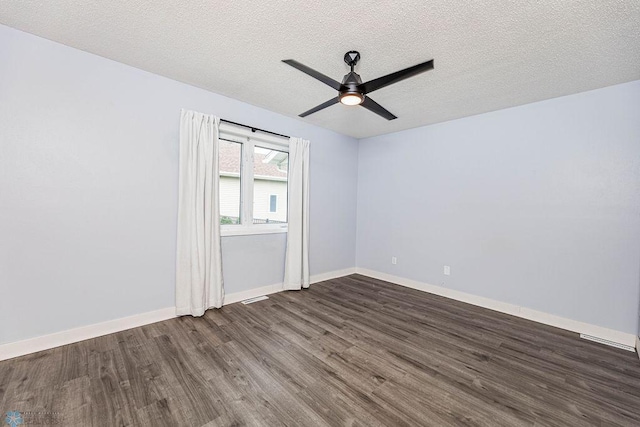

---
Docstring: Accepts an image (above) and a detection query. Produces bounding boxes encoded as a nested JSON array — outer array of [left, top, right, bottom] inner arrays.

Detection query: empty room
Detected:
[[1, 1, 639, 426]]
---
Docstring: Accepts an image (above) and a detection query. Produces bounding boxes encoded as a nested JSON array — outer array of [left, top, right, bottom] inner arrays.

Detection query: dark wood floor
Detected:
[[2, 274, 640, 426]]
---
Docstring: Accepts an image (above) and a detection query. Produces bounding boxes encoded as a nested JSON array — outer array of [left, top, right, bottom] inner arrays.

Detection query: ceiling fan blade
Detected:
[[299, 97, 340, 117], [282, 59, 341, 91], [359, 59, 434, 94], [361, 97, 397, 120]]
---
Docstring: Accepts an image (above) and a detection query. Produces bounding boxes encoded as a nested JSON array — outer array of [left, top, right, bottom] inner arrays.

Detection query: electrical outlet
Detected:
[[444, 265, 451, 276], [391, 257, 397, 265]]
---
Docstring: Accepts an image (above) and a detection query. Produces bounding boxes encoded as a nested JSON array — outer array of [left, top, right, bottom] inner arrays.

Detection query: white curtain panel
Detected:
[[283, 137, 311, 290], [175, 110, 224, 316]]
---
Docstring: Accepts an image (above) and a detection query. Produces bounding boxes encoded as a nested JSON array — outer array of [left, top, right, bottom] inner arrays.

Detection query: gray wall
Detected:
[[356, 81, 640, 335], [2, 22, 638, 345], [0, 25, 358, 345]]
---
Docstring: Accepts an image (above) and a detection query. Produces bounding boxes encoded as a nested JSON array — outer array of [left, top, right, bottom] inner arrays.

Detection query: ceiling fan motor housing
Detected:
[[340, 71, 365, 103]]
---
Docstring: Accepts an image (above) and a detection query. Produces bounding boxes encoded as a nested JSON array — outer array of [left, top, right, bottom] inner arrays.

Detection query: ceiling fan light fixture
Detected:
[[339, 92, 364, 106]]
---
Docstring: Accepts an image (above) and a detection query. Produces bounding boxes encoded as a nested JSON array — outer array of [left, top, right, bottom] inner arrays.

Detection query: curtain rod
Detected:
[[220, 119, 289, 139]]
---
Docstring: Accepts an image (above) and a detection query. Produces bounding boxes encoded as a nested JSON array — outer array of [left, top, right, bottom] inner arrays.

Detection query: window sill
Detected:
[[221, 225, 288, 237]]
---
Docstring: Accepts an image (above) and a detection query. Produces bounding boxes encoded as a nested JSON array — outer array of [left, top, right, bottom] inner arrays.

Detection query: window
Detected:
[[254, 146, 287, 224], [269, 195, 277, 213], [218, 122, 288, 236], [218, 140, 242, 225]]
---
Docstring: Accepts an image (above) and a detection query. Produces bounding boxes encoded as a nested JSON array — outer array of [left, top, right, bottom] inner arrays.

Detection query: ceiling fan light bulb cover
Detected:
[[340, 93, 364, 106]]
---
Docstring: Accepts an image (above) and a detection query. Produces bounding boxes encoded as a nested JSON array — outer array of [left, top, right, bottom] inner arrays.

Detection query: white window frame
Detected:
[[219, 122, 289, 237]]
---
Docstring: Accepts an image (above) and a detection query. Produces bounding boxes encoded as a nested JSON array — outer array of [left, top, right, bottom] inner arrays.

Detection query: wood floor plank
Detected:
[[2, 274, 640, 426]]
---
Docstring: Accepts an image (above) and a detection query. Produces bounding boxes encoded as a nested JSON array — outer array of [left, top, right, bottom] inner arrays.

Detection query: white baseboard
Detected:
[[636, 336, 640, 360], [221, 282, 283, 306], [311, 267, 357, 284], [0, 307, 177, 362], [356, 268, 637, 349], [0, 267, 356, 361], [221, 267, 356, 306]]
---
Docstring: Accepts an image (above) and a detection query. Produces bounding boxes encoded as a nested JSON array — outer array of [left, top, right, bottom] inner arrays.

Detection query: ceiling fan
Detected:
[[282, 51, 434, 120]]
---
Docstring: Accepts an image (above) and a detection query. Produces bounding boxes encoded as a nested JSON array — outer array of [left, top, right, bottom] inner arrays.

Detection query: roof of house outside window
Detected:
[[219, 142, 287, 178]]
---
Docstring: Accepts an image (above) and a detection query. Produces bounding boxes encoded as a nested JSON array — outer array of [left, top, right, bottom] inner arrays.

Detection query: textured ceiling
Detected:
[[1, 1, 639, 138]]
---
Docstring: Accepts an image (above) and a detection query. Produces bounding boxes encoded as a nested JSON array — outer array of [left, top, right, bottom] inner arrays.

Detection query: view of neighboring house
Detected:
[[219, 140, 288, 224]]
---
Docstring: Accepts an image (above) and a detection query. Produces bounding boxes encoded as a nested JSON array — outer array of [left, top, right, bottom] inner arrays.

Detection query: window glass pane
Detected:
[[269, 195, 277, 213], [219, 140, 241, 225], [253, 146, 288, 224]]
